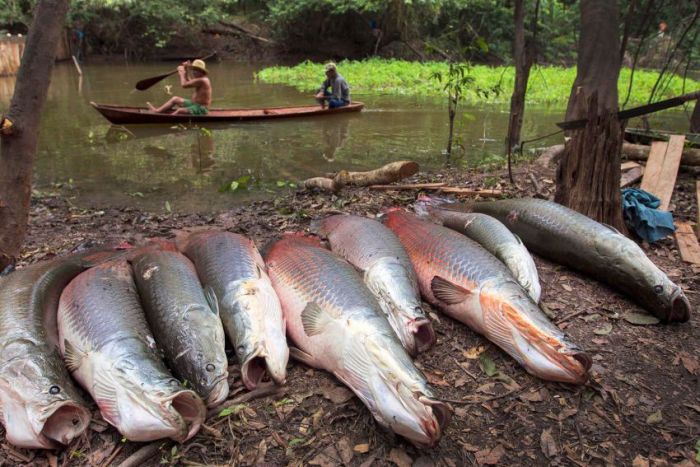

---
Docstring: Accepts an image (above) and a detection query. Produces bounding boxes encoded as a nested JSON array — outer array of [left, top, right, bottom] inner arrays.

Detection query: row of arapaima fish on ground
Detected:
[[0, 196, 691, 451]]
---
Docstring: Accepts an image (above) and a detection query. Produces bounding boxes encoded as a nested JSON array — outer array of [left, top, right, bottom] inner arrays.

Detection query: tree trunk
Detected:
[[691, 100, 700, 134], [556, 0, 626, 232], [505, 0, 533, 182], [0, 0, 70, 270]]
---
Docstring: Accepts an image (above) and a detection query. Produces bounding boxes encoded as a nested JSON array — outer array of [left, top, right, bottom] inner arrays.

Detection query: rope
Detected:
[[517, 128, 566, 159]]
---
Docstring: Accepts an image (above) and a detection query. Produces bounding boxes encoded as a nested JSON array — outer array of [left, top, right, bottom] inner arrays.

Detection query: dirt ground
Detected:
[[1, 161, 698, 467]]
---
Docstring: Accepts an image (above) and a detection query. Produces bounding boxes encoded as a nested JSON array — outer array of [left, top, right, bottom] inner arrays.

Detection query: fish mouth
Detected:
[[241, 343, 288, 390], [413, 396, 451, 448], [40, 401, 91, 448], [408, 317, 437, 355], [164, 390, 206, 442], [668, 288, 691, 323], [203, 377, 230, 408]]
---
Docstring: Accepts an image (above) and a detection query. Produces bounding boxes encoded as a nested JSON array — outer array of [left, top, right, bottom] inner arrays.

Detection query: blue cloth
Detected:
[[322, 90, 348, 109], [621, 188, 675, 243]]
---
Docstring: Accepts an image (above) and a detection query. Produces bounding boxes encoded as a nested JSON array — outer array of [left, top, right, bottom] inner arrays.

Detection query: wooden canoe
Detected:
[[90, 101, 364, 124], [624, 127, 700, 148]]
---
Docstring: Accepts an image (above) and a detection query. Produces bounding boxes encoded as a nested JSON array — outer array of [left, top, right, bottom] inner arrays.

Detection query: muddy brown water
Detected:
[[0, 61, 693, 212]]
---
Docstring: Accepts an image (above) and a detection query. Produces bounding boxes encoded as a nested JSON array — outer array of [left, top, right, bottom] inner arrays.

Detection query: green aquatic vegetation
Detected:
[[257, 59, 699, 107]]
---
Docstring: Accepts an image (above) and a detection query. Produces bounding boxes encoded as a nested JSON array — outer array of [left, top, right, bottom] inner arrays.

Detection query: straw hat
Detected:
[[188, 59, 208, 75], [325, 62, 337, 72]]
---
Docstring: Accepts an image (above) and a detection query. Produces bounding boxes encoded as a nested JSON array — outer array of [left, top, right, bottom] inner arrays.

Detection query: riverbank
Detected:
[[6, 161, 699, 466]]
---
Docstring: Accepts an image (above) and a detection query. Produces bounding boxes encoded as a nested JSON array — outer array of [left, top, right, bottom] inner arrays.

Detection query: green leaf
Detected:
[[623, 313, 660, 326], [276, 180, 287, 187], [694, 439, 700, 462], [218, 403, 248, 418], [646, 410, 662, 425], [164, 201, 172, 213], [479, 353, 498, 377], [288, 437, 306, 447], [229, 181, 240, 192]]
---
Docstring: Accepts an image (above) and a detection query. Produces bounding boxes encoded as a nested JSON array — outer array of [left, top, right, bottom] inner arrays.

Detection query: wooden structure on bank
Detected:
[[0, 30, 71, 77]]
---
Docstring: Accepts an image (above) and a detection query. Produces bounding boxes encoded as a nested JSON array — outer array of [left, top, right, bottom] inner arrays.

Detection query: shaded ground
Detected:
[[1, 161, 698, 466]]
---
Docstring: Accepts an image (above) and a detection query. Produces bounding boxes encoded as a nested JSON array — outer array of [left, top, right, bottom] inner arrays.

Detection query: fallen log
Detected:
[[369, 184, 502, 197], [620, 161, 644, 188], [305, 161, 419, 193], [535, 142, 700, 167]]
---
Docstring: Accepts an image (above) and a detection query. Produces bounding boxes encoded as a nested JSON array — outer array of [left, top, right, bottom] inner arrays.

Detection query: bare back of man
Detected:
[[148, 59, 212, 115]]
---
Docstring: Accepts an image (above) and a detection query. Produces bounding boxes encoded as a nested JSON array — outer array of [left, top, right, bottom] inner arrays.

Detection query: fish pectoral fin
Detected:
[[431, 276, 472, 305], [301, 302, 335, 337], [289, 347, 317, 367], [204, 286, 220, 316], [63, 340, 86, 372], [93, 375, 120, 424]]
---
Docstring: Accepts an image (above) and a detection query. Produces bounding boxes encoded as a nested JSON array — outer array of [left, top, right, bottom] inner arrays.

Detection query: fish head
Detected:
[[0, 356, 89, 448], [179, 304, 230, 407], [497, 243, 541, 302], [228, 280, 289, 390], [594, 234, 690, 322], [361, 336, 450, 447], [481, 287, 591, 384], [101, 357, 205, 442], [364, 258, 436, 355]]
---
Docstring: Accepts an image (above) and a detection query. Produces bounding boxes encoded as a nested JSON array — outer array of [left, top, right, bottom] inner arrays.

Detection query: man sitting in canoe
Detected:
[[315, 62, 350, 109], [148, 59, 211, 115]]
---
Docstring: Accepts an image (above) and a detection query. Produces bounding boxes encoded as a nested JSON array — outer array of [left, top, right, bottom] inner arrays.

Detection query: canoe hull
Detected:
[[91, 101, 364, 124]]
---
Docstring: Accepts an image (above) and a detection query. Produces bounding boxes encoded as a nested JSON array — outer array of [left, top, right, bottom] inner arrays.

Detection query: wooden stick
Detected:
[[71, 55, 82, 75], [369, 182, 447, 190], [369, 184, 502, 197], [206, 384, 284, 419], [117, 442, 170, 467]]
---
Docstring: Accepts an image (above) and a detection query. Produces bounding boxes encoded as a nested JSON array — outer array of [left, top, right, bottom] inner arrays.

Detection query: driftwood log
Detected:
[[303, 161, 419, 193], [536, 142, 700, 168]]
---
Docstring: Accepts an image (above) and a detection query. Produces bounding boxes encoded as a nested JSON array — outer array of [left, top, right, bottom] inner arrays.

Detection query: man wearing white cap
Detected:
[[315, 62, 350, 108], [148, 59, 212, 115]]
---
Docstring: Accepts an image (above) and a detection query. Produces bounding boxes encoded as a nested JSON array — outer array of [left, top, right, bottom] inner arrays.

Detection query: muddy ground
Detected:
[[1, 161, 699, 467]]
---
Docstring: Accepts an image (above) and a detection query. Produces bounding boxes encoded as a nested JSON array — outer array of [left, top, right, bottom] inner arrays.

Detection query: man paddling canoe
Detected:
[[315, 62, 350, 109], [148, 59, 211, 115]]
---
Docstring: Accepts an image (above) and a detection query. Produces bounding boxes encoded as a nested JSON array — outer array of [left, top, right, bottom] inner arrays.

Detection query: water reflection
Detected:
[[190, 130, 216, 174], [319, 116, 350, 162]]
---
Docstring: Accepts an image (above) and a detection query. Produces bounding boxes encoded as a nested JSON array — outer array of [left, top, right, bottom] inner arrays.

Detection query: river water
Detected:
[[0, 61, 693, 212]]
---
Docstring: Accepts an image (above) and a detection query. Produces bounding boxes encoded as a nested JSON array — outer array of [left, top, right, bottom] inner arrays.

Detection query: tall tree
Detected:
[[0, 0, 70, 270], [555, 0, 626, 231], [506, 0, 539, 182]]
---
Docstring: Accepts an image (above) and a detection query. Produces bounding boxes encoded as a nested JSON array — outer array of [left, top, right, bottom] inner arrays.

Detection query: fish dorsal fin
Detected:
[[93, 375, 120, 425], [431, 276, 472, 305], [204, 286, 220, 316], [301, 302, 336, 337], [63, 340, 86, 373], [289, 347, 317, 367], [602, 223, 622, 235]]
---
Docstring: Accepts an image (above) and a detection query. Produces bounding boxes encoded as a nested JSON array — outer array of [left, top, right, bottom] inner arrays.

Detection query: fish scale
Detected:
[[265, 235, 450, 448], [384, 210, 591, 385]]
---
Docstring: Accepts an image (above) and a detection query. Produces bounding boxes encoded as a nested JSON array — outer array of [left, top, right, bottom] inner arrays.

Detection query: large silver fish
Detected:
[[415, 196, 541, 303], [178, 230, 288, 390], [0, 251, 110, 448], [266, 234, 450, 448], [385, 210, 591, 385], [58, 259, 205, 442], [312, 215, 435, 356], [131, 246, 229, 408], [462, 197, 691, 322]]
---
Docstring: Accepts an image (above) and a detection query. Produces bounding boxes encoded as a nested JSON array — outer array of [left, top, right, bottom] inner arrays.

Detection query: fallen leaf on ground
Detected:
[[646, 410, 662, 425], [475, 445, 505, 465], [353, 443, 370, 454], [593, 323, 613, 335], [463, 345, 486, 359], [540, 428, 559, 458], [336, 437, 353, 464], [319, 385, 354, 404], [632, 454, 649, 467], [309, 445, 341, 467], [389, 448, 412, 467], [623, 313, 660, 325], [479, 353, 498, 377], [679, 352, 698, 375]]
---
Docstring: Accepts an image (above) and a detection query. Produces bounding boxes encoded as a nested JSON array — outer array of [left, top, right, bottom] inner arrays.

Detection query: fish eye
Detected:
[[49, 385, 61, 395], [206, 363, 215, 372], [654, 285, 664, 294]]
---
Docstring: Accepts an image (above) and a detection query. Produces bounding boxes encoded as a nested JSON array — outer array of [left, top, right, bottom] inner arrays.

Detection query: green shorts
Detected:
[[182, 98, 208, 115]]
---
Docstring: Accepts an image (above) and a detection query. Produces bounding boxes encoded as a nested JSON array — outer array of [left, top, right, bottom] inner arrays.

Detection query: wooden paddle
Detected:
[[134, 51, 217, 91]]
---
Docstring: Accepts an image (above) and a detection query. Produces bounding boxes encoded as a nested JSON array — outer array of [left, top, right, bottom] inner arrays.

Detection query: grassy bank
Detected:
[[257, 59, 699, 106]]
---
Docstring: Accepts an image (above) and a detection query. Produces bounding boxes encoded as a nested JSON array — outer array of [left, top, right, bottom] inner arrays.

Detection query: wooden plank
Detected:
[[620, 161, 644, 188], [674, 222, 700, 265], [640, 136, 685, 210]]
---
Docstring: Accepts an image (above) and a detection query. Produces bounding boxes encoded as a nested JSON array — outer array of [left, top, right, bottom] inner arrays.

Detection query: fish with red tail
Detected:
[[384, 210, 591, 385]]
